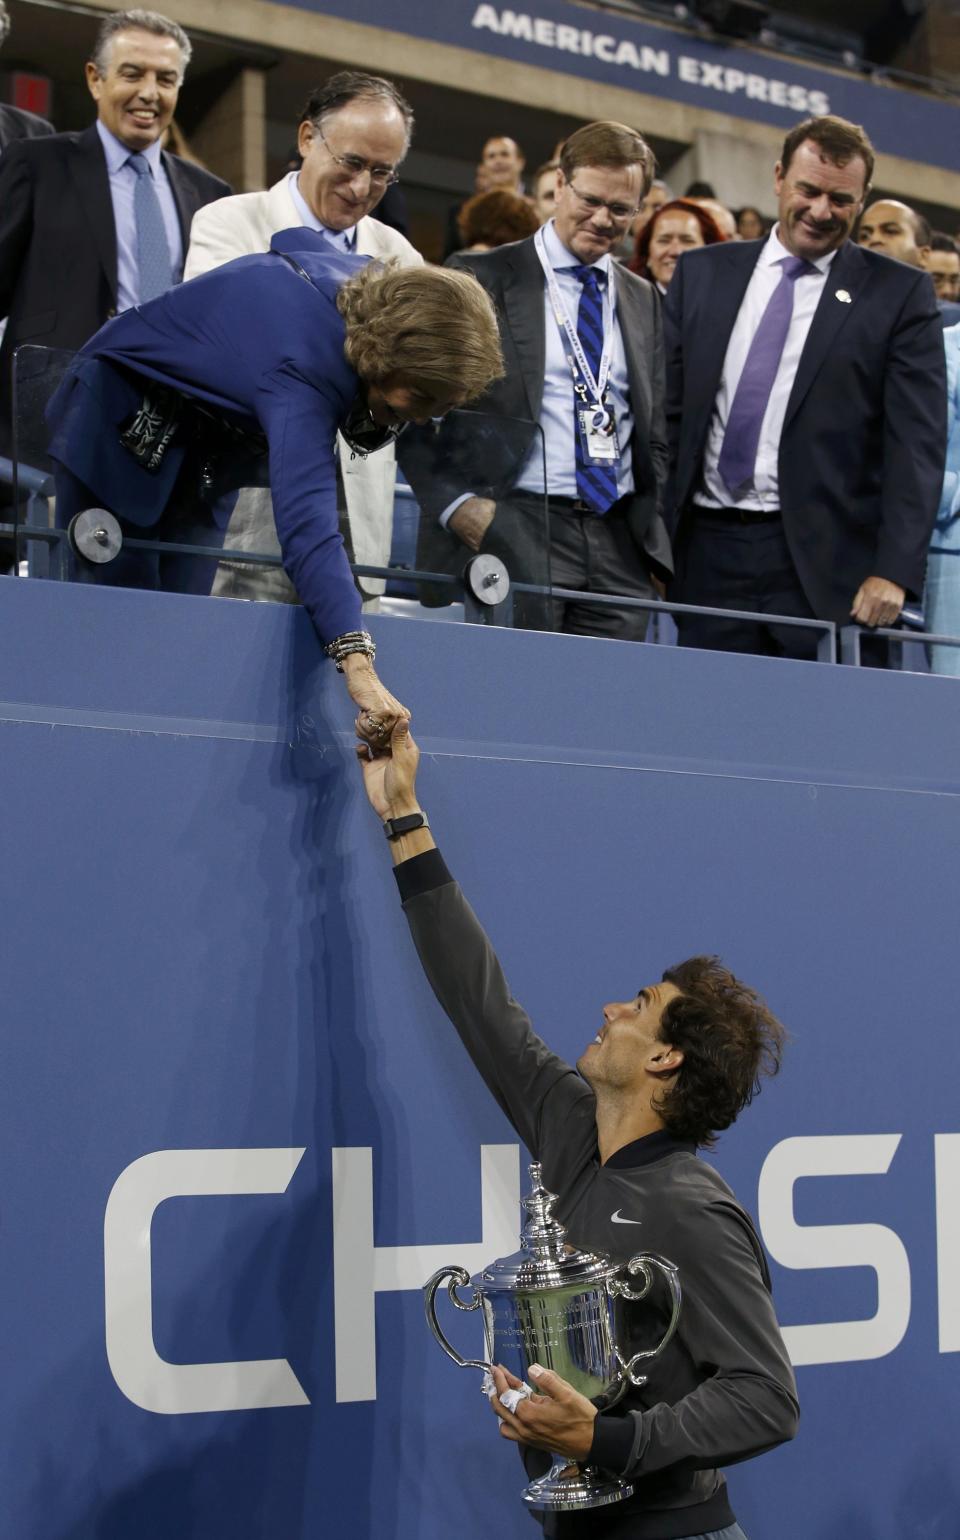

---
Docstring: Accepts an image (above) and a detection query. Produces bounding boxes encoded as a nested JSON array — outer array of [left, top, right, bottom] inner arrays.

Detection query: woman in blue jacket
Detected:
[[46, 228, 503, 735]]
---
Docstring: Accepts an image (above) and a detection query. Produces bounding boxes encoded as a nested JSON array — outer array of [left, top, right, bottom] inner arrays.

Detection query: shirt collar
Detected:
[[603, 1128, 697, 1170], [764, 223, 837, 276], [542, 217, 611, 279], [96, 119, 163, 174], [288, 170, 357, 250]]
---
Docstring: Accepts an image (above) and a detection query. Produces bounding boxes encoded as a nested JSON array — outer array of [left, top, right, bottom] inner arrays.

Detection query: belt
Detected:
[[693, 505, 781, 525], [543, 494, 627, 517]]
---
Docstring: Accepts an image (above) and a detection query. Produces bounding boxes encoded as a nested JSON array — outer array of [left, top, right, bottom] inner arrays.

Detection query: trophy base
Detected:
[[522, 1458, 634, 1511]]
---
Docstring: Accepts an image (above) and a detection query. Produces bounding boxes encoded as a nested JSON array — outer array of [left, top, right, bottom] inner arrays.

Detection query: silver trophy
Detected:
[[423, 1161, 681, 1512]]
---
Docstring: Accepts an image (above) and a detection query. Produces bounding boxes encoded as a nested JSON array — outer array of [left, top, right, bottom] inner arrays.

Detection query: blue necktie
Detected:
[[570, 265, 619, 515], [128, 153, 174, 304], [717, 254, 815, 495]]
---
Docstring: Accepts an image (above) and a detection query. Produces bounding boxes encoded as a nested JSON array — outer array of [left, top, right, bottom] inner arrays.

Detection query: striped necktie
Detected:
[[127, 153, 174, 304], [570, 265, 619, 514]]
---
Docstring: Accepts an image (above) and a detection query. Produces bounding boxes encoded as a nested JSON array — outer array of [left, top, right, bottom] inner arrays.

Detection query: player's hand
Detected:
[[448, 496, 496, 552], [850, 576, 905, 629], [341, 655, 410, 747], [355, 718, 421, 820], [488, 1363, 597, 1461]]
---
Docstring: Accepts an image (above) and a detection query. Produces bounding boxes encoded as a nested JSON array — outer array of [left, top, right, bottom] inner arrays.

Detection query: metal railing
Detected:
[[2, 478, 957, 674]]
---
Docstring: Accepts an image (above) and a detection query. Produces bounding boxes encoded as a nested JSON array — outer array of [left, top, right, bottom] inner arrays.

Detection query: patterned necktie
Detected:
[[128, 153, 174, 304], [570, 265, 619, 515], [716, 254, 816, 495]]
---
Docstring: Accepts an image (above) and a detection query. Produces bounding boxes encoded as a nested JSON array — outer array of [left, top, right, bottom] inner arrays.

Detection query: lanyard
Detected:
[[534, 225, 615, 427]]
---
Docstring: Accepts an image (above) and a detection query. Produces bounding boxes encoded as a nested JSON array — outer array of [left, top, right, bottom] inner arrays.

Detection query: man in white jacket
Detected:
[[185, 70, 423, 606]]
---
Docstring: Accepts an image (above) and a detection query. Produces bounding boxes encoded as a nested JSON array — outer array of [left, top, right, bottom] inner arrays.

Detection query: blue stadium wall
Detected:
[[1, 576, 958, 1539]]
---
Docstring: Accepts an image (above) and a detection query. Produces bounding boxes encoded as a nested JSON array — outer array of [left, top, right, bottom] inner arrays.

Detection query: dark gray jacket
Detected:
[[397, 850, 799, 1538], [397, 233, 673, 598]]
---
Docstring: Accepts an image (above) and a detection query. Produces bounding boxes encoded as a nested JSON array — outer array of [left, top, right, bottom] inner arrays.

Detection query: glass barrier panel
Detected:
[[397, 410, 550, 626], [13, 350, 549, 627], [7, 344, 78, 576]]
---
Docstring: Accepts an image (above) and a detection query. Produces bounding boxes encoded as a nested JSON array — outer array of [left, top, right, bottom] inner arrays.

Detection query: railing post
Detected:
[[839, 626, 862, 666]]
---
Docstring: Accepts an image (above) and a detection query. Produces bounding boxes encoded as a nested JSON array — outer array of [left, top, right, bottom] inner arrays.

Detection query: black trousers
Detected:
[[672, 512, 823, 659], [478, 492, 655, 641], [673, 510, 894, 665], [55, 461, 231, 597]]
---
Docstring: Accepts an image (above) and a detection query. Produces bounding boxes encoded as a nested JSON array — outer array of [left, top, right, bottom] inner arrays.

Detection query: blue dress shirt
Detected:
[[513, 219, 634, 500], [96, 120, 183, 311], [287, 171, 357, 253]]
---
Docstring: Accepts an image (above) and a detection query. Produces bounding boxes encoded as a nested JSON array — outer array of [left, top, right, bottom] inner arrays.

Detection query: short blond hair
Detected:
[[337, 263, 504, 402]]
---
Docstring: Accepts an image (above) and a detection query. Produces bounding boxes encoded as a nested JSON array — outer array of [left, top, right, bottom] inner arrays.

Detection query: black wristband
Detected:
[[383, 811, 430, 841]]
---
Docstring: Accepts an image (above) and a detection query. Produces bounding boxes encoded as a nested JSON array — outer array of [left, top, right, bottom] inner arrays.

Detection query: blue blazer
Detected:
[[47, 229, 367, 645], [931, 324, 960, 555], [663, 237, 947, 621]]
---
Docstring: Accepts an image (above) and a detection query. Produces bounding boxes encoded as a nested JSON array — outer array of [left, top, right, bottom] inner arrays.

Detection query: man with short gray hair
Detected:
[[0, 7, 228, 436]]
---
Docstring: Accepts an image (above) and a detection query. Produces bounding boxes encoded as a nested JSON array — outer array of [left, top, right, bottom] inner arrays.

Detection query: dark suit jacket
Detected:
[[400, 234, 672, 590], [0, 105, 54, 150], [0, 124, 230, 424], [663, 237, 947, 621], [45, 232, 366, 646]]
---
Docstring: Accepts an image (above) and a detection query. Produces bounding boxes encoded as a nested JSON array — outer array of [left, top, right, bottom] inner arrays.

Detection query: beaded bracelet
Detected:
[[325, 630, 377, 673]]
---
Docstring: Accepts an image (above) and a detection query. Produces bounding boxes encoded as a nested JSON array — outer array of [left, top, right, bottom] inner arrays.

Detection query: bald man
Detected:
[[858, 199, 931, 268]]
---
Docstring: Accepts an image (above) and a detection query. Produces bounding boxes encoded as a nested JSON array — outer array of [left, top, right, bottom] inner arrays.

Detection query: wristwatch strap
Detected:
[[383, 811, 430, 841]]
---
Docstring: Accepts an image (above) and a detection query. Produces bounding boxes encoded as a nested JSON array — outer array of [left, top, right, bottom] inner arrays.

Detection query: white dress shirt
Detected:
[[696, 225, 837, 511], [96, 121, 183, 312]]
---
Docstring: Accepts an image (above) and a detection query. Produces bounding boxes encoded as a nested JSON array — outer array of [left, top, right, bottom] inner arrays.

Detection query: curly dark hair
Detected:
[[654, 956, 786, 1148]]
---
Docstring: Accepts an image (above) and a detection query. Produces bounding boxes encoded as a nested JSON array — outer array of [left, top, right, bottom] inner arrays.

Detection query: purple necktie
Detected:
[[717, 254, 815, 495]]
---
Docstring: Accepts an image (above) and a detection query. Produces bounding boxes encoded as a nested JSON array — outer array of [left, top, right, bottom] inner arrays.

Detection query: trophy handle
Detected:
[[423, 1265, 490, 1372], [609, 1252, 682, 1389]]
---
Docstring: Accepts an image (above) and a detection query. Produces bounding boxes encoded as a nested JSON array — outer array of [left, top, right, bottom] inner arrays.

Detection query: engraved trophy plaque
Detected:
[[423, 1161, 681, 1512]]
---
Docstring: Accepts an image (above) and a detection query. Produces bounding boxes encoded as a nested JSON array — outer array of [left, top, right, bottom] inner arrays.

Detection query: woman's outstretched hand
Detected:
[[341, 654, 410, 748]]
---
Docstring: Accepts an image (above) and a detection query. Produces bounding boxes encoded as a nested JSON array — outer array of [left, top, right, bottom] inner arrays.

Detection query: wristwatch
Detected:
[[383, 811, 430, 841]]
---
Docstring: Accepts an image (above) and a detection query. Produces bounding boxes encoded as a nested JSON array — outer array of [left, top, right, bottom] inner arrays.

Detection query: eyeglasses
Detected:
[[315, 123, 400, 188], [565, 181, 638, 222]]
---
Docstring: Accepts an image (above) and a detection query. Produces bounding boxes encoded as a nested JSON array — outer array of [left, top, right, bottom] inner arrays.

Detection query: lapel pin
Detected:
[[835, 289, 852, 303]]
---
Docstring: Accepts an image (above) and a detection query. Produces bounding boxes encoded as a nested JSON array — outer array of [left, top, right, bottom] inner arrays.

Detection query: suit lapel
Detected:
[[694, 240, 762, 412], [783, 241, 867, 429], [72, 126, 119, 304], [613, 265, 653, 436], [266, 176, 299, 239], [499, 238, 546, 422], [354, 215, 381, 258], [163, 151, 195, 244]]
